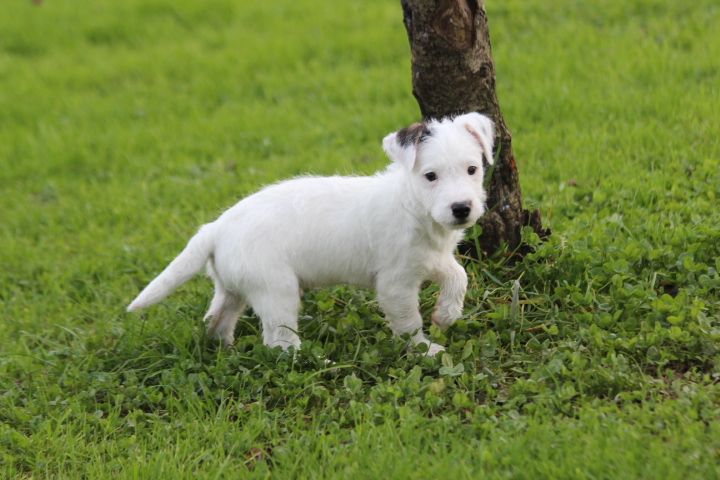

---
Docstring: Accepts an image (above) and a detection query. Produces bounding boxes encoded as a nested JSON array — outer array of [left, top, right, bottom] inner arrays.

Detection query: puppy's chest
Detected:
[[418, 237, 463, 276], [391, 242, 453, 279]]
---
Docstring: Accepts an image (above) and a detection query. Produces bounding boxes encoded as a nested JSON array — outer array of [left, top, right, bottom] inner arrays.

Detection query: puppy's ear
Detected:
[[382, 122, 430, 170], [457, 112, 495, 165]]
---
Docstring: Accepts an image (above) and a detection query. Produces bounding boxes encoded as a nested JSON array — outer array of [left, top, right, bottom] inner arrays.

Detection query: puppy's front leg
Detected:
[[376, 275, 445, 356], [431, 257, 468, 329]]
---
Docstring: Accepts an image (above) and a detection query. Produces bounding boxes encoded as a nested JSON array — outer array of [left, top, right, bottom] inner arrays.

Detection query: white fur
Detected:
[[127, 113, 495, 356]]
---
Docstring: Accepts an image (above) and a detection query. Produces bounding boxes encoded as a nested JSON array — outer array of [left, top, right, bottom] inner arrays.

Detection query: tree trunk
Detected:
[[400, 0, 548, 257]]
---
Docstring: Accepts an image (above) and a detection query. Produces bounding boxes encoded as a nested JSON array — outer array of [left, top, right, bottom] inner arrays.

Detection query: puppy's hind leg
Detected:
[[204, 290, 245, 346], [204, 266, 245, 346], [245, 275, 302, 351]]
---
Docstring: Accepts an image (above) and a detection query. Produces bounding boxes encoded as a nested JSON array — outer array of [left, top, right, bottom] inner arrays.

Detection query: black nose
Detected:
[[451, 202, 472, 220]]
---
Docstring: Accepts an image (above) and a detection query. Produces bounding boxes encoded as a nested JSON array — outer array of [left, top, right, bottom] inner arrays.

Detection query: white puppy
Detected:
[[127, 113, 495, 356]]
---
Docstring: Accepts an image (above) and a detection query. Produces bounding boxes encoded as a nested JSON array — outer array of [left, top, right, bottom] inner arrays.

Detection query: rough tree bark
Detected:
[[400, 0, 548, 257]]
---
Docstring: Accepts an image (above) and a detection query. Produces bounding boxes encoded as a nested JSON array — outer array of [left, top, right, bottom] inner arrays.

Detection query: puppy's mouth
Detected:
[[452, 219, 473, 228], [432, 213, 478, 230]]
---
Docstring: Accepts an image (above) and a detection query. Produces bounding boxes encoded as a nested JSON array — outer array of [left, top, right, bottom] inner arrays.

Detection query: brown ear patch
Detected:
[[464, 123, 486, 148], [465, 123, 490, 157], [397, 122, 431, 147]]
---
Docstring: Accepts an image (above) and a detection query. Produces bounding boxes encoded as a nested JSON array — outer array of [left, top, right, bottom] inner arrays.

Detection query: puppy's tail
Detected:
[[127, 223, 217, 312]]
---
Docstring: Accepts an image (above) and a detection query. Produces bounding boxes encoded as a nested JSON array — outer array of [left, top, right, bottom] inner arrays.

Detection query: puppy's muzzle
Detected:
[[451, 201, 472, 221]]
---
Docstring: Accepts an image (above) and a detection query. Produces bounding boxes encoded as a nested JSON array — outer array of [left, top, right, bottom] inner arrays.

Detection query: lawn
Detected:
[[1, 0, 719, 477]]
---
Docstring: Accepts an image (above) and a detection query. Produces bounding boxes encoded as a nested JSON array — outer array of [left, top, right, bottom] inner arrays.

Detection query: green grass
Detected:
[[1, 0, 719, 477]]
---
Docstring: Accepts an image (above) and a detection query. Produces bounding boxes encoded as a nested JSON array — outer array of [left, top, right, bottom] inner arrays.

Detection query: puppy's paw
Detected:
[[206, 319, 236, 347], [265, 329, 301, 351], [424, 342, 446, 357], [208, 326, 235, 347], [267, 338, 302, 351], [431, 302, 463, 329], [219, 332, 235, 347], [411, 335, 446, 357]]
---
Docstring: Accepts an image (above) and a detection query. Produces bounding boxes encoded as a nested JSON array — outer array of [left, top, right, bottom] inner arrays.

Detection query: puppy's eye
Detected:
[[468, 166, 478, 175], [424, 172, 437, 182]]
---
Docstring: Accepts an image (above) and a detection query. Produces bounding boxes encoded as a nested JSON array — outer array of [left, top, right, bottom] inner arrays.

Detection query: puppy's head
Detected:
[[383, 112, 495, 230]]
